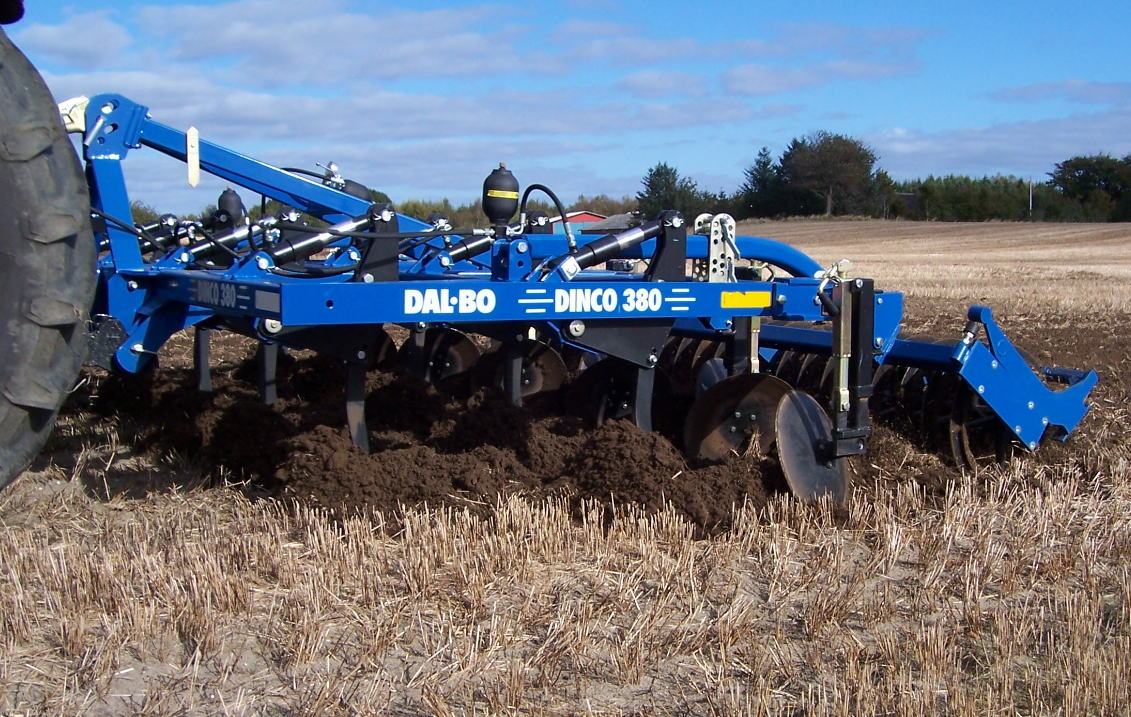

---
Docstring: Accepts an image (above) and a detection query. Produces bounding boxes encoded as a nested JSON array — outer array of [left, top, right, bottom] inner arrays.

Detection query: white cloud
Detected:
[[721, 58, 912, 96], [991, 80, 1131, 105], [135, 1, 523, 86], [871, 105, 1131, 179], [617, 70, 706, 98], [12, 12, 132, 68], [720, 65, 823, 95]]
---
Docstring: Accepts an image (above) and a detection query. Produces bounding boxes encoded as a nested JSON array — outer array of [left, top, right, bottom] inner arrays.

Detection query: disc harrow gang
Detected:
[[13, 90, 1097, 505]]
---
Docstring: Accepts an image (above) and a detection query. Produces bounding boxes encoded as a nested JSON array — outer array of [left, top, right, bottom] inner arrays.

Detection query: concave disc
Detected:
[[776, 390, 848, 504], [683, 373, 792, 462], [397, 327, 480, 384], [695, 357, 729, 397], [369, 328, 398, 372], [470, 340, 569, 397], [567, 358, 638, 426], [670, 338, 703, 393], [689, 341, 724, 386], [658, 336, 685, 375], [773, 350, 803, 385], [948, 384, 1013, 471], [795, 353, 829, 395]]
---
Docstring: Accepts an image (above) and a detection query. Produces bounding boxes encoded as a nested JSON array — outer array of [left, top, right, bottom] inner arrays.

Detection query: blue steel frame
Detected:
[[82, 93, 1097, 451]]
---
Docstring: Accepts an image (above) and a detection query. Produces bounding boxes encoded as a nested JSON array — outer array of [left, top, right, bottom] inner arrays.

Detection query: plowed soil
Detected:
[[71, 337, 774, 533]]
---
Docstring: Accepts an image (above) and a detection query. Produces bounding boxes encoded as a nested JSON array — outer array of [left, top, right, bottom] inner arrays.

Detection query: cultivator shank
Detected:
[[40, 92, 1099, 501]]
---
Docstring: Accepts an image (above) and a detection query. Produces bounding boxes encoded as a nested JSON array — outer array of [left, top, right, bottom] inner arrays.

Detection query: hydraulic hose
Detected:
[[521, 183, 574, 250]]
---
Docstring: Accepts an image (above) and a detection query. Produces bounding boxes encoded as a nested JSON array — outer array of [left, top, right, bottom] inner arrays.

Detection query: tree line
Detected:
[[636, 132, 1131, 223], [130, 134, 1129, 226]]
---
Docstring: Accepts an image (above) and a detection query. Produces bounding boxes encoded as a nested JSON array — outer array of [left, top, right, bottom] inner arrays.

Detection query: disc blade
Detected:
[[568, 358, 637, 426], [370, 327, 398, 372], [773, 350, 803, 385], [689, 341, 724, 384], [695, 357, 728, 397], [776, 390, 848, 504], [670, 338, 703, 393], [397, 327, 481, 384], [471, 340, 569, 397], [683, 373, 793, 462], [524, 341, 569, 393]]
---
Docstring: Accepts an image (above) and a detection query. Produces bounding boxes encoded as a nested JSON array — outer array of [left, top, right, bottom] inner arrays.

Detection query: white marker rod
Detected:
[[186, 127, 200, 187]]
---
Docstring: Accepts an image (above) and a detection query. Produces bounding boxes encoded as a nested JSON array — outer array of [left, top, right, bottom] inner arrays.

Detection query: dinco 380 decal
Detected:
[[402, 285, 700, 316]]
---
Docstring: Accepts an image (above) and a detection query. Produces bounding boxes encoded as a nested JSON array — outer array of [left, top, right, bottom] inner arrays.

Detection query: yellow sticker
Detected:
[[486, 189, 519, 199], [720, 291, 772, 309]]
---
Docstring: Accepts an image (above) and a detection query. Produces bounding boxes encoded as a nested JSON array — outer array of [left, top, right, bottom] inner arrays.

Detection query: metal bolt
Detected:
[[1042, 417, 1049, 426], [127, 280, 139, 291], [1014, 425, 1022, 434], [439, 255, 451, 267], [874, 338, 883, 348], [877, 297, 884, 305], [363, 273, 374, 283], [776, 295, 787, 305], [130, 343, 144, 354], [729, 426, 737, 433], [263, 319, 282, 334], [648, 354, 658, 365], [523, 379, 530, 385], [734, 411, 742, 419], [357, 351, 366, 360], [568, 320, 585, 337], [256, 256, 269, 270], [854, 279, 863, 288], [515, 241, 528, 254], [749, 414, 756, 421], [1028, 401, 1035, 409], [991, 360, 998, 369], [978, 385, 985, 394], [1029, 441, 1037, 450]]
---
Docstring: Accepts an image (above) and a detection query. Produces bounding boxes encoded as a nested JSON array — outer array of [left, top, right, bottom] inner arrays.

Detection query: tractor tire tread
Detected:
[[0, 26, 95, 490]]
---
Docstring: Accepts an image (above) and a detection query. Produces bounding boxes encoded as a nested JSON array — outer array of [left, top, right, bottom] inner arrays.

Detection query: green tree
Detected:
[[568, 194, 638, 216], [869, 170, 898, 219], [129, 200, 161, 226], [1048, 154, 1131, 221], [636, 162, 705, 219], [779, 131, 877, 216], [740, 147, 784, 218]]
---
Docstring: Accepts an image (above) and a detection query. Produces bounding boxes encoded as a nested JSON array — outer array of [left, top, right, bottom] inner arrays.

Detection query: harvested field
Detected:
[[2, 220, 1130, 715]]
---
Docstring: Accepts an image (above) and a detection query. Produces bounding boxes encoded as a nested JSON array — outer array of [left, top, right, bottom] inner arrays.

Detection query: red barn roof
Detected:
[[549, 211, 606, 224]]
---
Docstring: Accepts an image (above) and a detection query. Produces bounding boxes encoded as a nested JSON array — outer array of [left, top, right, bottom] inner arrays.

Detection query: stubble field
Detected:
[[2, 220, 1130, 715]]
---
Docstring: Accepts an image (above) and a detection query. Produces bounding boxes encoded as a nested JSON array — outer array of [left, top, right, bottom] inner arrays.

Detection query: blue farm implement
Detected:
[[0, 73, 1099, 500]]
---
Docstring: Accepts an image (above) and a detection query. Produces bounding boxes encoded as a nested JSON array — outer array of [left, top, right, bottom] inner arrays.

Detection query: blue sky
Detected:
[[11, 0, 1131, 213]]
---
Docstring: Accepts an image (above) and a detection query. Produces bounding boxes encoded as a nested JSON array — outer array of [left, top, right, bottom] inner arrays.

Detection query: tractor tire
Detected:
[[0, 26, 96, 490]]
